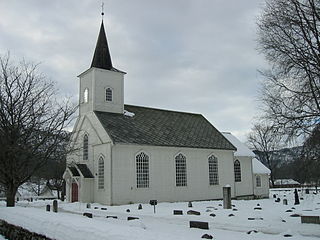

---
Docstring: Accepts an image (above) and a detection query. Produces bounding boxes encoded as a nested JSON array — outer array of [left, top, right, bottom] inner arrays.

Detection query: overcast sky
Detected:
[[0, 0, 267, 141]]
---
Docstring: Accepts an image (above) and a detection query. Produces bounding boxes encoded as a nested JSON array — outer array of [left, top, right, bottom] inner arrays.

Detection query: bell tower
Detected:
[[78, 20, 126, 115]]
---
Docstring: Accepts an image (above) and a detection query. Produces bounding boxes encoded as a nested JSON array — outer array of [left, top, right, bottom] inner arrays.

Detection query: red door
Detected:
[[71, 182, 78, 202]]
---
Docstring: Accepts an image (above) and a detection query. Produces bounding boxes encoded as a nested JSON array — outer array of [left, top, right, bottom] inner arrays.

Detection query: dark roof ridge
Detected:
[[124, 104, 202, 116]]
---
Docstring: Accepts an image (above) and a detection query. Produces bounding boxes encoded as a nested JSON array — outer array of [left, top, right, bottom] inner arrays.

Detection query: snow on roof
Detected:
[[222, 132, 255, 157], [252, 158, 271, 174], [274, 179, 300, 185]]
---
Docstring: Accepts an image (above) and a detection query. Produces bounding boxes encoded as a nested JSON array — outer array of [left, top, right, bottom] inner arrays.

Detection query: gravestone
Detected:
[[101, 207, 107, 210], [294, 189, 300, 205], [126, 209, 130, 213], [106, 216, 118, 219], [138, 204, 142, 210], [83, 212, 93, 218], [173, 210, 183, 215], [223, 186, 231, 209], [201, 234, 213, 239], [305, 189, 310, 194], [189, 221, 209, 230], [46, 205, 50, 212], [127, 217, 139, 221], [187, 210, 200, 215], [301, 216, 320, 224], [275, 198, 280, 203], [283, 199, 288, 205], [273, 194, 276, 198], [86, 203, 91, 209], [188, 201, 193, 208], [53, 200, 58, 213]]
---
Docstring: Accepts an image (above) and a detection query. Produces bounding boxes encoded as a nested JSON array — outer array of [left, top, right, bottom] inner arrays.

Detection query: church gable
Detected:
[[95, 105, 236, 150]]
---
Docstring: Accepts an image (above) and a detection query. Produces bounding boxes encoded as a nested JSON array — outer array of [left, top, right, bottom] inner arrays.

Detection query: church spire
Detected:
[[91, 20, 113, 70]]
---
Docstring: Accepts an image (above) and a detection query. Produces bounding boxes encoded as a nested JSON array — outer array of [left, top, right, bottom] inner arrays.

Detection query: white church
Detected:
[[63, 20, 270, 205]]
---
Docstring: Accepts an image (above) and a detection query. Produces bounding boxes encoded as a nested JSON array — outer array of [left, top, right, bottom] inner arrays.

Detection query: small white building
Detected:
[[63, 20, 268, 205], [252, 158, 271, 198]]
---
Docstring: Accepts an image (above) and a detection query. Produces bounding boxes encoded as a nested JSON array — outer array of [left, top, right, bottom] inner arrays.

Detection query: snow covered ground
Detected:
[[0, 189, 320, 240]]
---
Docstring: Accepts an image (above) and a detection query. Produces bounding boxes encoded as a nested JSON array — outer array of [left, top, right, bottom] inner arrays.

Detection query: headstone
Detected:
[[294, 189, 300, 205], [53, 200, 58, 213], [283, 199, 288, 205], [187, 210, 200, 215], [228, 214, 235, 217], [232, 208, 238, 211], [83, 212, 93, 218], [201, 234, 213, 239], [127, 216, 139, 221], [30, 197, 33, 202], [305, 189, 310, 194], [189, 221, 209, 230], [173, 210, 183, 215], [301, 216, 320, 224], [61, 194, 65, 202], [273, 194, 276, 198], [247, 230, 258, 234], [188, 201, 193, 208], [283, 234, 293, 237], [126, 209, 130, 213], [46, 205, 50, 212], [223, 186, 231, 209], [138, 204, 142, 210], [106, 216, 118, 219], [86, 203, 91, 209], [101, 207, 107, 210], [285, 209, 293, 212], [290, 214, 300, 217], [209, 213, 216, 217], [275, 198, 280, 203], [254, 207, 262, 210]]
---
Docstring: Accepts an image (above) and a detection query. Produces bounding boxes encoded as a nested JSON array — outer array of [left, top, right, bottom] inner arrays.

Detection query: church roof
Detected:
[[76, 164, 94, 178], [95, 105, 237, 150], [91, 21, 113, 71]]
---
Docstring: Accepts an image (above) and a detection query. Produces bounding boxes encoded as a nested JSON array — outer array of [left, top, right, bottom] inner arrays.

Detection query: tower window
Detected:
[[175, 153, 187, 187], [106, 88, 112, 102], [83, 134, 88, 160], [234, 160, 241, 182], [208, 155, 219, 185], [136, 152, 149, 188], [98, 156, 104, 189], [84, 88, 89, 103]]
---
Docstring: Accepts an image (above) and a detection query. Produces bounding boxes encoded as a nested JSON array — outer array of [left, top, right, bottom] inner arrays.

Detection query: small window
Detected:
[[84, 88, 89, 103], [256, 175, 261, 187], [175, 153, 187, 187], [234, 160, 241, 182], [208, 155, 219, 185], [98, 156, 104, 189], [83, 134, 88, 160], [106, 88, 112, 102], [136, 152, 149, 188]]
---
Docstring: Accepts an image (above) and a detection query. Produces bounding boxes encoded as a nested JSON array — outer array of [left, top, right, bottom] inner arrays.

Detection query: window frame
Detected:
[[175, 153, 187, 187], [83, 88, 89, 103], [234, 160, 241, 182], [136, 152, 149, 188], [256, 175, 262, 188], [208, 154, 219, 185], [83, 134, 89, 160], [105, 87, 113, 102], [98, 156, 105, 190]]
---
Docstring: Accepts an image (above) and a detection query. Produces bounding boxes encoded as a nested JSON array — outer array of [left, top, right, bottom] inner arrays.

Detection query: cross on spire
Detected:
[[101, 2, 104, 19]]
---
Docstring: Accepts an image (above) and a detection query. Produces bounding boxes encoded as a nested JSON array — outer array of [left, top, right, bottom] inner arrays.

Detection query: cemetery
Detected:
[[0, 188, 320, 240]]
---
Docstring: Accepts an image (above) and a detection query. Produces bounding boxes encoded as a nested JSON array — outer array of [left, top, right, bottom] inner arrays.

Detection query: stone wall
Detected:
[[0, 219, 53, 240]]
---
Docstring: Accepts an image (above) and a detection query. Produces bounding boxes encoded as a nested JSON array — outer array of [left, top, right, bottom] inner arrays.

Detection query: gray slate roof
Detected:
[[95, 105, 236, 151], [76, 164, 94, 178]]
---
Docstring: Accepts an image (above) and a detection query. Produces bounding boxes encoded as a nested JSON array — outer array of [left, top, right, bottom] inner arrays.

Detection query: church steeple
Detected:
[[91, 21, 113, 70]]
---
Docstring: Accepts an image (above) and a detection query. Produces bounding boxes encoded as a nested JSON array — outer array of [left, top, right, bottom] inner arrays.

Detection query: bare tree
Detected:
[[248, 123, 284, 186], [257, 0, 320, 138], [0, 54, 76, 206]]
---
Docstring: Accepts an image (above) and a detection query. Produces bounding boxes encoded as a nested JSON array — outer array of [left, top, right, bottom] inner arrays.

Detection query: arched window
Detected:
[[256, 175, 261, 187], [106, 88, 112, 102], [136, 152, 149, 188], [98, 156, 104, 189], [234, 160, 241, 182], [83, 134, 88, 160], [208, 155, 219, 185], [175, 153, 187, 187], [83, 88, 89, 103]]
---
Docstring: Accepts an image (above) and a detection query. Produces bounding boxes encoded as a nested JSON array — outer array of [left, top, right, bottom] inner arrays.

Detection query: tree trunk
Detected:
[[6, 185, 18, 207]]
